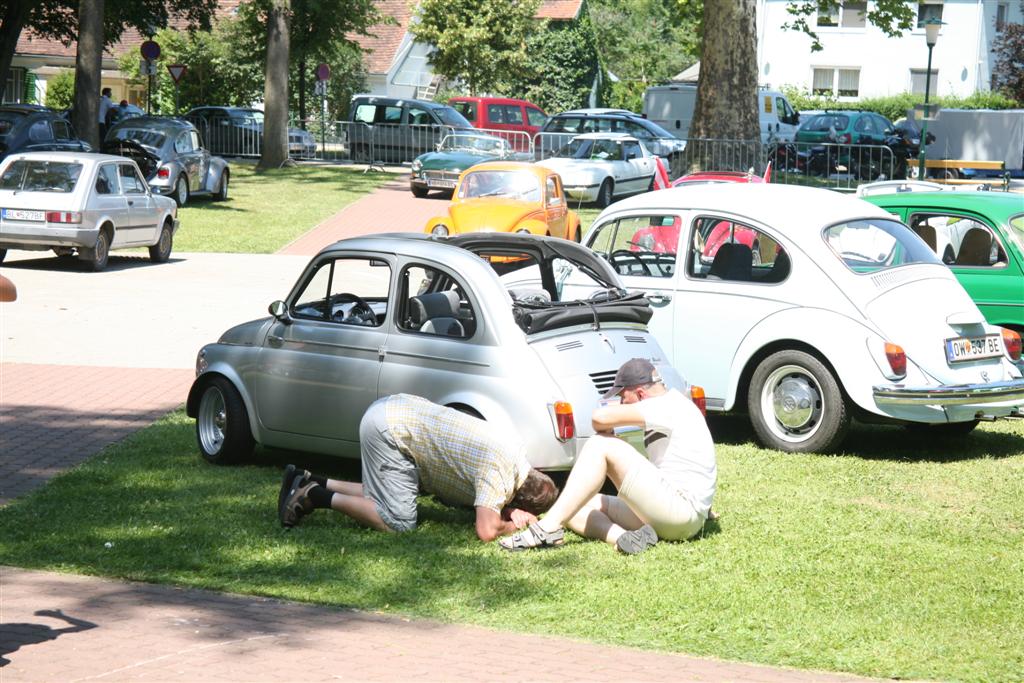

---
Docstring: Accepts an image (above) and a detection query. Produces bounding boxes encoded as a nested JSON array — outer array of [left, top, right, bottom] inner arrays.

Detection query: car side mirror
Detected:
[[268, 300, 292, 324], [626, 152, 637, 160]]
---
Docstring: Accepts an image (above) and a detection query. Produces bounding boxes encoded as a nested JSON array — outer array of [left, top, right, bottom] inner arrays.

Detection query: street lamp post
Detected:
[[917, 18, 942, 179]]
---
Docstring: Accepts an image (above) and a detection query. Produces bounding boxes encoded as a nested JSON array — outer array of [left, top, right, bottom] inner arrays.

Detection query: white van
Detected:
[[643, 84, 801, 144]]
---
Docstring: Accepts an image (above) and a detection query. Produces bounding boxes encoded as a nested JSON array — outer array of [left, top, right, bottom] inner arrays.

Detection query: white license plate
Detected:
[[426, 179, 455, 188], [945, 334, 1003, 363], [2, 208, 45, 221]]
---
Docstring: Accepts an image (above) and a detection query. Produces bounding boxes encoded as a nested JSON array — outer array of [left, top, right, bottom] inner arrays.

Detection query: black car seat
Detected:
[[707, 243, 754, 281], [409, 291, 465, 337]]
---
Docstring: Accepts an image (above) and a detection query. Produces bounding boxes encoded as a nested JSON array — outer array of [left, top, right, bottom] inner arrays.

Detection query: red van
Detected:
[[448, 97, 547, 149]]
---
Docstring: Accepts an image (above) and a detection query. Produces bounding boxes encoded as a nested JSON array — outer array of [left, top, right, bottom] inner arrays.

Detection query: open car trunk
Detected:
[[101, 140, 160, 179]]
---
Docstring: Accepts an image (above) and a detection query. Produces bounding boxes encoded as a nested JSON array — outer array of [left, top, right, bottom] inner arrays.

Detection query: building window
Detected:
[[917, 1, 943, 28], [3, 67, 25, 104], [910, 69, 939, 95], [817, 1, 866, 28], [996, 3, 1008, 31], [812, 67, 861, 97]]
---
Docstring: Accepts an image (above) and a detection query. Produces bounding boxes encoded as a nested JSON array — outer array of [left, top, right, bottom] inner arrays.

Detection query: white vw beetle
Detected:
[[570, 183, 1024, 453], [537, 133, 658, 207]]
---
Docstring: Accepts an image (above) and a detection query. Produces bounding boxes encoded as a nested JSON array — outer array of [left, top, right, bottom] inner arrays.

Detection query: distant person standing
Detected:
[[98, 88, 113, 141]]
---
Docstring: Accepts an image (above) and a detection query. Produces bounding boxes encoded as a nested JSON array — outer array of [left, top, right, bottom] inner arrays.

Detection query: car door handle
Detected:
[[268, 335, 284, 347], [646, 293, 672, 305]]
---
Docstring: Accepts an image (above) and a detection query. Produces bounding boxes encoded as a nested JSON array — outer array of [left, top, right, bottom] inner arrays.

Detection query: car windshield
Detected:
[[824, 218, 942, 273], [109, 127, 166, 149], [554, 138, 623, 161], [802, 114, 849, 132], [435, 106, 472, 128], [440, 134, 508, 156], [232, 111, 264, 126], [0, 160, 82, 192], [458, 170, 541, 201]]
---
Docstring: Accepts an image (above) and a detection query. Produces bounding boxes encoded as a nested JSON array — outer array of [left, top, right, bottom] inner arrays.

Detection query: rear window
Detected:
[[109, 127, 166, 149], [802, 114, 849, 132], [0, 160, 83, 193], [0, 112, 24, 136], [824, 218, 941, 273]]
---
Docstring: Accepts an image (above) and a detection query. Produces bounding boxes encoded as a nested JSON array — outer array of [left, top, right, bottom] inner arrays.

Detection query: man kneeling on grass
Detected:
[[500, 358, 716, 555], [278, 394, 558, 541]]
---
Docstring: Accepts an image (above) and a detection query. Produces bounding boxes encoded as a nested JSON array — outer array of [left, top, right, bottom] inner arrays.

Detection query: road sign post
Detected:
[[140, 40, 161, 114], [166, 64, 187, 115]]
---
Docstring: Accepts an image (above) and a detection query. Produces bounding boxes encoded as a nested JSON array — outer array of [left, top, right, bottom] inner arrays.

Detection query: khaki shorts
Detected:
[[616, 456, 704, 541]]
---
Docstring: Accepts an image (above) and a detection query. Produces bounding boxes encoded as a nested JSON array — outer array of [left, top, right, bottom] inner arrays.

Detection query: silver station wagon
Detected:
[[187, 233, 684, 469], [0, 151, 178, 270]]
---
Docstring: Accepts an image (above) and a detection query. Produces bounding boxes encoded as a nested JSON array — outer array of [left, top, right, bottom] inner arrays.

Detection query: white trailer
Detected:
[[642, 84, 801, 144]]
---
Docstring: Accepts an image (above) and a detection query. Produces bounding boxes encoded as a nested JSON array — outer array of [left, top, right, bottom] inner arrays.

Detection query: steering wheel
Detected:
[[330, 292, 376, 325], [610, 249, 653, 276]]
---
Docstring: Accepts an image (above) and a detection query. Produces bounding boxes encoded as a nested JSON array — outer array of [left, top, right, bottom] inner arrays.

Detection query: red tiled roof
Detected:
[[355, 0, 415, 75], [536, 0, 584, 20]]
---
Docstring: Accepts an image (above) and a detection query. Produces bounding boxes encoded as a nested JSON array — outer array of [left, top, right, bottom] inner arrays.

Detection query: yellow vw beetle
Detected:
[[424, 161, 582, 242]]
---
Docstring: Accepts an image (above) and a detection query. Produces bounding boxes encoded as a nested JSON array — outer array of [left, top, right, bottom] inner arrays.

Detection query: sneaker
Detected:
[[616, 524, 658, 555], [280, 475, 317, 528], [277, 465, 310, 519]]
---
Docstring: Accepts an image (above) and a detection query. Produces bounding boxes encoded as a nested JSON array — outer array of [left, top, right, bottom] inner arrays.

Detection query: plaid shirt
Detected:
[[384, 394, 529, 512]]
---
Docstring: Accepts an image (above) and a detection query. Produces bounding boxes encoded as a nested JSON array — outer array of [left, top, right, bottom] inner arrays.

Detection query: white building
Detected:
[[756, 0, 1022, 99]]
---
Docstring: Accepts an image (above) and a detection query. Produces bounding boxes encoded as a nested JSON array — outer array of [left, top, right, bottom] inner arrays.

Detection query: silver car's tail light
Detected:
[[1002, 328, 1022, 361], [553, 401, 575, 441], [46, 211, 82, 224]]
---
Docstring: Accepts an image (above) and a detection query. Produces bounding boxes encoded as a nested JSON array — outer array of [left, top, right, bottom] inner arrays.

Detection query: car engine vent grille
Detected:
[[556, 340, 584, 352], [871, 269, 916, 289], [624, 335, 647, 344], [589, 370, 618, 395]]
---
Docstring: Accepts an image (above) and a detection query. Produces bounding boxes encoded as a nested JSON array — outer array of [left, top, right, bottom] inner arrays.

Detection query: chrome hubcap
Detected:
[[198, 386, 226, 454], [761, 364, 823, 442]]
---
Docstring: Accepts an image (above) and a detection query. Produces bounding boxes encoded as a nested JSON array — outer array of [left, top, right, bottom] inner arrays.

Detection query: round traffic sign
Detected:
[[140, 40, 161, 60], [316, 63, 331, 81]]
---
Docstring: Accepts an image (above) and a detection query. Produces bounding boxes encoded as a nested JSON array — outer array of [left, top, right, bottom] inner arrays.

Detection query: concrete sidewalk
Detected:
[[0, 567, 879, 683]]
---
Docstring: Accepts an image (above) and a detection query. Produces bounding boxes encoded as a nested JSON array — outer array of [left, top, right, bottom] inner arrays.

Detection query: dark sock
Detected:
[[307, 485, 334, 509], [310, 474, 328, 487]]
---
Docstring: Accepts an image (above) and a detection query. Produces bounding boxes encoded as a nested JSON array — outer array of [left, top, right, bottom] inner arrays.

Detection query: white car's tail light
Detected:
[[689, 385, 707, 416], [885, 342, 907, 377], [157, 167, 170, 178], [1002, 328, 1022, 361], [553, 401, 575, 441], [46, 211, 81, 224]]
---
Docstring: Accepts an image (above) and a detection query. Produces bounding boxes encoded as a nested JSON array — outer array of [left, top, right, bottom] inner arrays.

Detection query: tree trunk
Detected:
[[257, 0, 290, 170], [682, 0, 760, 175], [72, 0, 105, 148], [0, 2, 31, 102]]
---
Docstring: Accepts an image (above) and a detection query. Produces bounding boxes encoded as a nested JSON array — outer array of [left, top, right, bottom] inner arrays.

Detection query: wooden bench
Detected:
[[924, 159, 1006, 184]]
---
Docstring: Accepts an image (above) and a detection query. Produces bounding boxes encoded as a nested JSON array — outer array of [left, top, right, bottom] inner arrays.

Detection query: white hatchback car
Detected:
[[571, 183, 1024, 453], [0, 151, 178, 271], [537, 133, 659, 207]]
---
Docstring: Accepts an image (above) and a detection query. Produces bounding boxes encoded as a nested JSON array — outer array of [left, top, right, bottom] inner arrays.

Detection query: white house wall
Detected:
[[757, 0, 1022, 99]]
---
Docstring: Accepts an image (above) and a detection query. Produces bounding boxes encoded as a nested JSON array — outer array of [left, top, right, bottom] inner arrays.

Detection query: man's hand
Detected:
[[508, 508, 537, 529]]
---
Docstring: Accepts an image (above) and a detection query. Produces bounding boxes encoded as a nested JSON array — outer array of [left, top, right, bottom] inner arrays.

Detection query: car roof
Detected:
[[110, 116, 193, 132], [556, 108, 635, 116], [604, 183, 894, 230], [1, 151, 133, 164], [449, 96, 541, 108], [350, 94, 449, 109], [462, 161, 552, 176], [865, 190, 1024, 214], [571, 132, 639, 142]]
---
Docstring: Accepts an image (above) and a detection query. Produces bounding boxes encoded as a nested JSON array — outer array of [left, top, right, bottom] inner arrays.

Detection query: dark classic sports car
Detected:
[[409, 132, 518, 197]]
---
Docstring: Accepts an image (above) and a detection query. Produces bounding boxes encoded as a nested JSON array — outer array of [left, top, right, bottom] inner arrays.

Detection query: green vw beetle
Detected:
[[409, 132, 518, 198], [861, 184, 1024, 334]]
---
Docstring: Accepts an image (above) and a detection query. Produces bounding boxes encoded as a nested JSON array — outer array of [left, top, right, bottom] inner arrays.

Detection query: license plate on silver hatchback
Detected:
[[945, 334, 1002, 363], [2, 208, 45, 221]]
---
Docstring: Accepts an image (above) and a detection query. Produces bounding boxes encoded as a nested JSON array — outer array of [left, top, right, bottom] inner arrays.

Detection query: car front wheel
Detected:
[[411, 185, 428, 198], [195, 376, 255, 465], [748, 349, 850, 453], [174, 176, 189, 207], [149, 223, 173, 263], [596, 179, 614, 208]]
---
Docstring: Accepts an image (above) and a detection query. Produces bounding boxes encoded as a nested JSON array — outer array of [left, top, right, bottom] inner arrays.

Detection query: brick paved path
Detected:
[[0, 567, 879, 683], [277, 178, 442, 256]]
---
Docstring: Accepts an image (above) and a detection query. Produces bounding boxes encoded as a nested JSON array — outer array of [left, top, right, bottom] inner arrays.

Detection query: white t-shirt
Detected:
[[635, 389, 717, 515]]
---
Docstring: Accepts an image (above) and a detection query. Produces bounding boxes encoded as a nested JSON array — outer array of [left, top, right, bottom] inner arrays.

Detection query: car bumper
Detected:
[[873, 378, 1024, 421], [0, 223, 99, 250], [563, 184, 600, 201]]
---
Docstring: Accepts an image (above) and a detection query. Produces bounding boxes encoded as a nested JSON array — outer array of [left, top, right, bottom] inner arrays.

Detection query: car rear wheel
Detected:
[[196, 376, 255, 465], [411, 185, 428, 198], [81, 230, 110, 272], [748, 349, 850, 453], [149, 223, 173, 263], [174, 176, 189, 207], [596, 179, 614, 208], [214, 171, 229, 201]]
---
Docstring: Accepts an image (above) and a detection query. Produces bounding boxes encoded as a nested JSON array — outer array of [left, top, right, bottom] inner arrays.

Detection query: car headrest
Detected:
[[410, 290, 460, 326]]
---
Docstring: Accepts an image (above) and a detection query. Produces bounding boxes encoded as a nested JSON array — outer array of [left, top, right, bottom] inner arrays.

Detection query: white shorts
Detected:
[[617, 456, 704, 541]]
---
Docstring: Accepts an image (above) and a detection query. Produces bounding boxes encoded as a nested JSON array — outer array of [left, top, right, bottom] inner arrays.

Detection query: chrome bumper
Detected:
[[873, 378, 1024, 406]]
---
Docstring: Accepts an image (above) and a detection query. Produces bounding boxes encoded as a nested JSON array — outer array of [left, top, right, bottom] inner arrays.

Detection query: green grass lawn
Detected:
[[171, 163, 390, 253], [1, 413, 1021, 682]]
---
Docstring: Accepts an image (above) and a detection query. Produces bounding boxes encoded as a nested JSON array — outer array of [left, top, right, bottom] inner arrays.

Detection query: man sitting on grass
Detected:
[[500, 358, 716, 555], [279, 394, 558, 541]]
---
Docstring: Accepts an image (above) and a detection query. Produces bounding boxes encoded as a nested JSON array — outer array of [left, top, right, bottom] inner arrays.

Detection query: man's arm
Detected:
[[591, 403, 647, 434], [475, 506, 521, 542]]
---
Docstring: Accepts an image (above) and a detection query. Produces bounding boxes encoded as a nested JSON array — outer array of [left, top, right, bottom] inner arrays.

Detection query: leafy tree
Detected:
[[44, 68, 75, 109], [411, 0, 540, 96], [590, 0, 699, 112], [781, 0, 914, 51], [514, 17, 603, 113], [991, 22, 1024, 103]]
